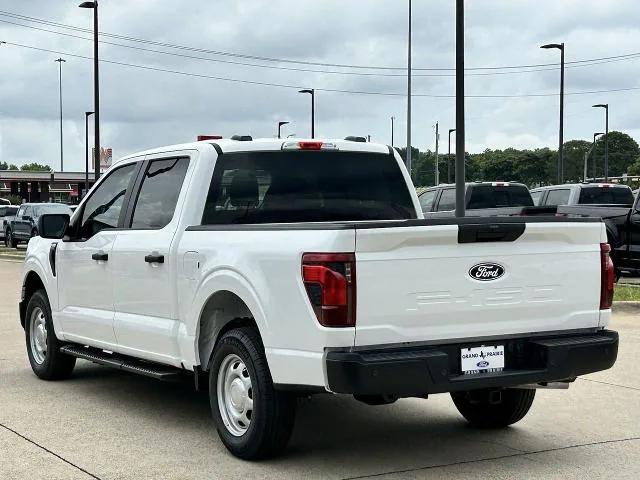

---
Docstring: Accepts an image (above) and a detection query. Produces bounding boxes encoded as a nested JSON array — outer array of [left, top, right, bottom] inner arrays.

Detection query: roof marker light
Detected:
[[282, 141, 338, 151]]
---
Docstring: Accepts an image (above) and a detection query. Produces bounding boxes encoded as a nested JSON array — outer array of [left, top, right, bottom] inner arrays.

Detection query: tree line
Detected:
[[0, 162, 52, 172], [398, 130, 640, 189]]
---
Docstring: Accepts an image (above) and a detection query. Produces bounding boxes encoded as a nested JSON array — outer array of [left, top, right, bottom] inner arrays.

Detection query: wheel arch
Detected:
[[192, 270, 269, 371], [20, 270, 47, 329]]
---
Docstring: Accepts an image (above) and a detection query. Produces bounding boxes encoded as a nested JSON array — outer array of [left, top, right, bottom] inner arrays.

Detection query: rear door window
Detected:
[[130, 157, 190, 229], [418, 190, 437, 212], [436, 188, 456, 211], [530, 190, 543, 206], [202, 151, 415, 224], [578, 187, 634, 206], [544, 189, 571, 206]]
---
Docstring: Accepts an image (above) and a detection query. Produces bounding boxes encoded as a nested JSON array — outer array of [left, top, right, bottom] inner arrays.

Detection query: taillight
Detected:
[[302, 253, 356, 327], [600, 243, 614, 309]]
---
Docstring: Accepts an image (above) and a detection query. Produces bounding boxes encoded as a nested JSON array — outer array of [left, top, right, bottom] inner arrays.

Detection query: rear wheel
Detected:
[[451, 388, 535, 428], [25, 289, 76, 380], [209, 327, 296, 459]]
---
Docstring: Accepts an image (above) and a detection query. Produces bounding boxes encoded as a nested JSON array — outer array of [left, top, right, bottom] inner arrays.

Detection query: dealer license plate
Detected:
[[460, 345, 505, 374]]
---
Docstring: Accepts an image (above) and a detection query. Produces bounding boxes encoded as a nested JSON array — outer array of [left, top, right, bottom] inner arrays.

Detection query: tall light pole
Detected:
[[448, 128, 456, 183], [540, 42, 565, 184], [79, 1, 100, 182], [434, 122, 440, 185], [592, 132, 604, 180], [391, 116, 395, 146], [593, 104, 609, 181], [85, 111, 94, 197], [277, 121, 289, 139], [455, 0, 465, 218], [406, 0, 412, 178], [54, 58, 66, 172], [298, 89, 314, 138]]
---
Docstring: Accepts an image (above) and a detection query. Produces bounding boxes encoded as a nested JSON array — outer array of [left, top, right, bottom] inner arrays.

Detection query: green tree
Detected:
[[593, 131, 640, 178], [562, 140, 591, 182], [20, 163, 52, 172], [0, 161, 19, 170]]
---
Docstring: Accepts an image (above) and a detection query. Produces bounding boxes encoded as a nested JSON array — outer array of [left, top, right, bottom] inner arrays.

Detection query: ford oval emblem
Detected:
[[477, 360, 490, 368], [469, 263, 505, 281]]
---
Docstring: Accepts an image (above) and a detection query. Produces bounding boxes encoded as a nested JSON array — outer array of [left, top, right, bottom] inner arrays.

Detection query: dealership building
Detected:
[[0, 170, 97, 204]]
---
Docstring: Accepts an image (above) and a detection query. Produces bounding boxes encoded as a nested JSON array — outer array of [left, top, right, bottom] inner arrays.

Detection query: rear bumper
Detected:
[[326, 330, 618, 396]]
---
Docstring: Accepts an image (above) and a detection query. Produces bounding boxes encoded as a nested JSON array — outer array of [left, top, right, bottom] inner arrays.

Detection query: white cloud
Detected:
[[0, 0, 638, 170]]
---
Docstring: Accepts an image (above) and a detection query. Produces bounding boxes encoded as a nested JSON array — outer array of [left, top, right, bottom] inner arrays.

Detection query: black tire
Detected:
[[209, 327, 296, 460], [7, 229, 18, 248], [25, 289, 76, 380], [451, 388, 535, 428]]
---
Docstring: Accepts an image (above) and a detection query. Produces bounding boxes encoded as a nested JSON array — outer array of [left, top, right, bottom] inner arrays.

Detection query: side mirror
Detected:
[[23, 215, 32, 221], [38, 213, 70, 239]]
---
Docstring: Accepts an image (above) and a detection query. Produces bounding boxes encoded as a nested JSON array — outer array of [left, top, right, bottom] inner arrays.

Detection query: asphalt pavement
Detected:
[[0, 259, 639, 479]]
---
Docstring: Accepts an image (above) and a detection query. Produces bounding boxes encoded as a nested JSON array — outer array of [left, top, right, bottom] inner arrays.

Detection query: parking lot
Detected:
[[0, 258, 638, 479]]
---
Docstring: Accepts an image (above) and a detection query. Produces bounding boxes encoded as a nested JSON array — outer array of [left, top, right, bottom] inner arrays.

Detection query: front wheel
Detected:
[[7, 230, 18, 248], [25, 289, 76, 380], [209, 327, 296, 459], [451, 388, 535, 428]]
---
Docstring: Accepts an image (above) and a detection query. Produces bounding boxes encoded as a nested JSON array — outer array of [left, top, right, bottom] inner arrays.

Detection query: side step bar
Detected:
[[60, 345, 183, 381]]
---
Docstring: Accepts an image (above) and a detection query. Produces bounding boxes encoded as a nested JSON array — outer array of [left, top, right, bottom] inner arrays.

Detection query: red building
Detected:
[[0, 171, 97, 204]]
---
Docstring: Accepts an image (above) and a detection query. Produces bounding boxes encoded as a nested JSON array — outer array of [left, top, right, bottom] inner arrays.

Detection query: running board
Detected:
[[60, 345, 183, 381]]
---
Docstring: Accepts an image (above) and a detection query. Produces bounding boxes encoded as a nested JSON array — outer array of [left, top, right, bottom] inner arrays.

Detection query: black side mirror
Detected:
[[23, 215, 32, 221], [38, 213, 70, 239]]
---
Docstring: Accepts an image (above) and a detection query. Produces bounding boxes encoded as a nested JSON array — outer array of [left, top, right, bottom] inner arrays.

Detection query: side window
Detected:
[[130, 157, 190, 229], [80, 163, 137, 238], [419, 190, 437, 212], [544, 189, 571, 206], [436, 188, 456, 211], [530, 191, 543, 206]]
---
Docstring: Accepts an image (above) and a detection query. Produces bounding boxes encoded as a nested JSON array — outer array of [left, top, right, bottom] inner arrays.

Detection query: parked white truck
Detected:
[[21, 138, 618, 459]]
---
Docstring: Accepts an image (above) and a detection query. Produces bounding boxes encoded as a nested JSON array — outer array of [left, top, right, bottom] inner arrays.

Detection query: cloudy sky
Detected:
[[0, 0, 639, 172]]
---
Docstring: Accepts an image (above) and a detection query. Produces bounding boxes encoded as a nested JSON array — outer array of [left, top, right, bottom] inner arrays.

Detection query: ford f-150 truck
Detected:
[[21, 138, 618, 460], [532, 183, 640, 275]]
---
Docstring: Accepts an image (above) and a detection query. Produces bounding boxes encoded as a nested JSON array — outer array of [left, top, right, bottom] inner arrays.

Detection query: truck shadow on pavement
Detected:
[[62, 362, 534, 466]]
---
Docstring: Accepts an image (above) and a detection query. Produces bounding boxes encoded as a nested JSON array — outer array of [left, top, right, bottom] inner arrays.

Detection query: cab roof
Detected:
[[116, 138, 392, 164]]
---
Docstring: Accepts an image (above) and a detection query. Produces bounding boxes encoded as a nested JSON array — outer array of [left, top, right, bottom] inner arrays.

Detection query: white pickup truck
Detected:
[[21, 138, 618, 459]]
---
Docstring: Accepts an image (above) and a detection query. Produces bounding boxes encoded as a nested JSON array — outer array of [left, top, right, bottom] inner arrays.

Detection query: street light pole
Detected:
[[592, 132, 604, 180], [540, 42, 565, 184], [455, 0, 465, 218], [277, 121, 289, 139], [54, 58, 66, 172], [298, 89, 315, 138], [593, 104, 609, 181], [448, 128, 456, 184], [434, 122, 440, 185], [85, 111, 94, 197], [406, 0, 412, 178], [391, 116, 395, 146], [79, 1, 100, 182]]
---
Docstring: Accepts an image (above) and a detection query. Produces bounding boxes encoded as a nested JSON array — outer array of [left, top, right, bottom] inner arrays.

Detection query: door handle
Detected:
[[91, 252, 108, 261], [145, 253, 165, 264]]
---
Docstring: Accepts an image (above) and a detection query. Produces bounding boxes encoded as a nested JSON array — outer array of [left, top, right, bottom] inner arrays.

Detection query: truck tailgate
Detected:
[[354, 220, 604, 347]]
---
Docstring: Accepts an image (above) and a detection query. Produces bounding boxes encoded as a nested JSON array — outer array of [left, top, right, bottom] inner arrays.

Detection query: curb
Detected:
[[612, 302, 640, 314]]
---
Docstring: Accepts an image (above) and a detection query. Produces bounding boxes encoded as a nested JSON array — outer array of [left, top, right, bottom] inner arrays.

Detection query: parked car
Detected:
[[418, 182, 552, 218], [531, 184, 639, 274], [1, 205, 19, 243], [21, 138, 617, 459], [530, 183, 635, 207], [0, 198, 11, 205], [5, 202, 72, 248]]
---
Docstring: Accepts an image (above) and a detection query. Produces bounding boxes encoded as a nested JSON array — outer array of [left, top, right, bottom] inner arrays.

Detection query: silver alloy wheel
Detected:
[[29, 307, 47, 365], [217, 353, 253, 437]]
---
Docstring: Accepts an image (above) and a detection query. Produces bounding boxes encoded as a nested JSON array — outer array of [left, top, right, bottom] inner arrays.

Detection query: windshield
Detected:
[[578, 187, 634, 206], [467, 185, 534, 209], [202, 150, 416, 224], [0, 206, 19, 216], [38, 204, 73, 215]]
